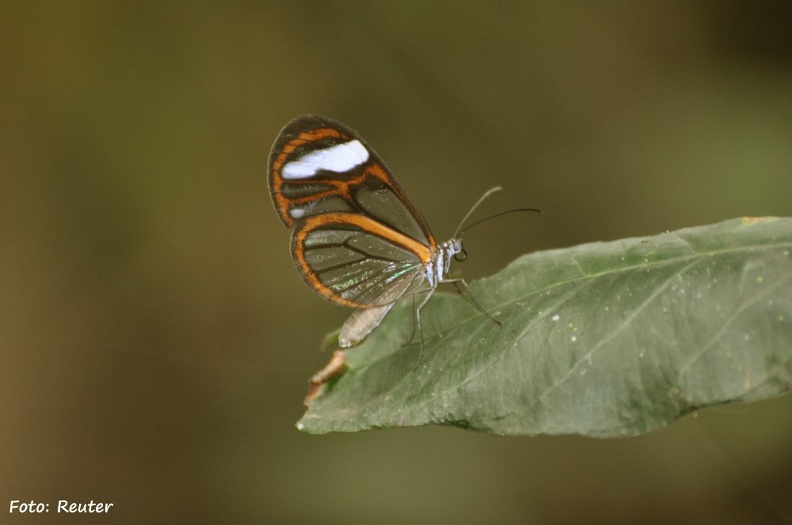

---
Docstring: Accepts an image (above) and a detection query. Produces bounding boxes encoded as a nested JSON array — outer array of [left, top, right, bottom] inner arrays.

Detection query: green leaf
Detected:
[[297, 217, 792, 436]]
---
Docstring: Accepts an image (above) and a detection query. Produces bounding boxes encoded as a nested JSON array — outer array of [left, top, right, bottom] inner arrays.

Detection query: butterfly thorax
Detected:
[[425, 238, 462, 288]]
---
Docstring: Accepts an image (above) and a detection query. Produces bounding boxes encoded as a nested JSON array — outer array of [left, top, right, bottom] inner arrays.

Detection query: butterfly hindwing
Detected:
[[292, 214, 429, 307]]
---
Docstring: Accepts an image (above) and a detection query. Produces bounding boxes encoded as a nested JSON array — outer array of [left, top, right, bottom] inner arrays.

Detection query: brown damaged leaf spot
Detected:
[[305, 350, 348, 405], [741, 216, 777, 225]]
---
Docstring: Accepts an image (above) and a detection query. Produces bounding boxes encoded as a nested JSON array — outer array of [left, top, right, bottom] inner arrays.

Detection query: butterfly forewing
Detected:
[[268, 115, 438, 310], [268, 115, 433, 246]]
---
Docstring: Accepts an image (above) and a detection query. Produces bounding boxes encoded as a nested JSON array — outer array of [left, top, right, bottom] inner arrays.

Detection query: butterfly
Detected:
[[268, 115, 529, 351]]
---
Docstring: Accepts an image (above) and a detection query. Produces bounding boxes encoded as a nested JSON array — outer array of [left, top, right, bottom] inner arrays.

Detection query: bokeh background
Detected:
[[2, 2, 792, 523]]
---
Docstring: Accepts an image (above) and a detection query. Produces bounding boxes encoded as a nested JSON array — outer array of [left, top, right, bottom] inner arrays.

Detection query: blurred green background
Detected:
[[2, 2, 792, 523]]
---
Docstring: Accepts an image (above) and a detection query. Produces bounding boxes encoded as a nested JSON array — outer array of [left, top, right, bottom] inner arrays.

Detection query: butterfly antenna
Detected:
[[460, 207, 543, 234], [453, 186, 504, 238], [454, 187, 542, 237]]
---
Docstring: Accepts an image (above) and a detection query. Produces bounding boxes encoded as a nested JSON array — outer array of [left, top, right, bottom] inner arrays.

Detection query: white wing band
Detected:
[[282, 139, 369, 179]]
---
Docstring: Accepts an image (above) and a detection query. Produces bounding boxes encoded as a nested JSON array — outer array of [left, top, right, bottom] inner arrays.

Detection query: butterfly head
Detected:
[[427, 238, 463, 287]]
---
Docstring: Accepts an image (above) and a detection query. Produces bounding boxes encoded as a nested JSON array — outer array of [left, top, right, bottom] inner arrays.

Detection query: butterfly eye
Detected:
[[454, 248, 468, 262]]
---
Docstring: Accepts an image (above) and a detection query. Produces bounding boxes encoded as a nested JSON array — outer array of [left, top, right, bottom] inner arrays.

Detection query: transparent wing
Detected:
[[292, 215, 429, 308], [268, 114, 435, 249]]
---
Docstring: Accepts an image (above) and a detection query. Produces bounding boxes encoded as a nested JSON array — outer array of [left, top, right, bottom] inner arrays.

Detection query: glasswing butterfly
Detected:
[[268, 114, 534, 354]]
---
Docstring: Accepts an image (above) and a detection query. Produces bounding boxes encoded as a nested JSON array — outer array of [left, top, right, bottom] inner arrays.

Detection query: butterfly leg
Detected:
[[413, 287, 436, 365], [447, 278, 502, 327], [402, 294, 418, 347]]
